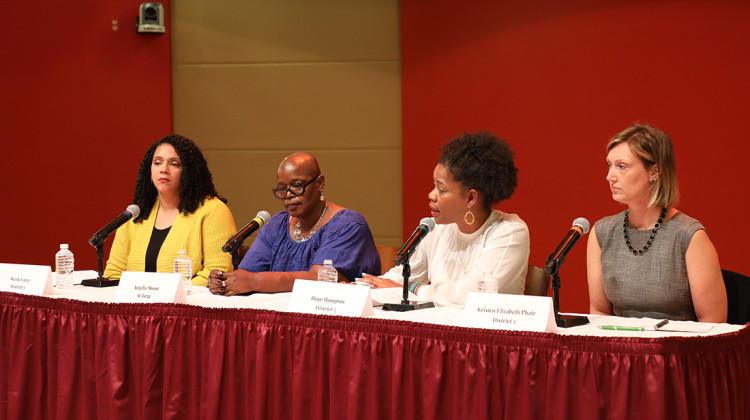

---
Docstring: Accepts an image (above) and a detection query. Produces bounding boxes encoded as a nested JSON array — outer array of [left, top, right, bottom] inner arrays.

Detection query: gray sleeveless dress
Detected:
[[595, 211, 705, 321]]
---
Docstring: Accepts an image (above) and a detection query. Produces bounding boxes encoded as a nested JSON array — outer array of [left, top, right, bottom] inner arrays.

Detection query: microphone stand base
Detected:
[[81, 278, 120, 288], [555, 315, 590, 328], [382, 301, 435, 312]]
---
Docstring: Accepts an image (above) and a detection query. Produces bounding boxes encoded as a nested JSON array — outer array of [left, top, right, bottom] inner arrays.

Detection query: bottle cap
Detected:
[[324, 259, 333, 265], [60, 244, 69, 249]]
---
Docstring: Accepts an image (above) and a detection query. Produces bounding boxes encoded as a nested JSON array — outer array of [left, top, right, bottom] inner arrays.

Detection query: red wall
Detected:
[[400, 1, 750, 313], [0, 2, 172, 270]]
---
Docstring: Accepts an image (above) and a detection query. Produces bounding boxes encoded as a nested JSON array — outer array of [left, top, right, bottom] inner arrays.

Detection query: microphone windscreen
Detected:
[[127, 204, 141, 219], [573, 217, 590, 234], [419, 217, 436, 232], [257, 210, 271, 224]]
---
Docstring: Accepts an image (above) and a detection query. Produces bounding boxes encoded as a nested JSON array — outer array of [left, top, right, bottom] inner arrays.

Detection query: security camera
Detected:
[[136, 2, 165, 34]]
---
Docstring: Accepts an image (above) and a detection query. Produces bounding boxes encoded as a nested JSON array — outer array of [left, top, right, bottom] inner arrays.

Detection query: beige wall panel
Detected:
[[204, 149, 403, 248], [172, 0, 399, 64], [173, 62, 400, 150]]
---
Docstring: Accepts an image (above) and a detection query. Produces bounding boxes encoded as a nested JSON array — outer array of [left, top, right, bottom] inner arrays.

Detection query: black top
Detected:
[[145, 226, 171, 272]]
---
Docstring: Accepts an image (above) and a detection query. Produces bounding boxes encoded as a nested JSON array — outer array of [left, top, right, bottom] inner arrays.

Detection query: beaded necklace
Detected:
[[292, 204, 327, 242], [623, 208, 667, 255]]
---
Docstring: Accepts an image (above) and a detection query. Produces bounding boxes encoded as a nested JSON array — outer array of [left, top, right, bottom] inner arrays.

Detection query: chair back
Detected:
[[376, 245, 399, 275], [524, 264, 549, 296], [722, 269, 750, 325]]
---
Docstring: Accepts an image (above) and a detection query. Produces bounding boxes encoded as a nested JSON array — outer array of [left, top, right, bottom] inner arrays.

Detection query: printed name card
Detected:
[[288, 279, 375, 317], [461, 292, 557, 332], [114, 271, 186, 304], [0, 263, 54, 296]]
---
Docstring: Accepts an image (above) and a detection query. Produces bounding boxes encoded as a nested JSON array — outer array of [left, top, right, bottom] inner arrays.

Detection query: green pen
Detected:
[[599, 325, 648, 331], [599, 320, 669, 331]]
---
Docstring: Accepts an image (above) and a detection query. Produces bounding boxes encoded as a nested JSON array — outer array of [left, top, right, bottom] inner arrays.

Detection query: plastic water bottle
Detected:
[[55, 244, 74, 289], [173, 250, 193, 295], [477, 272, 498, 293], [317, 259, 338, 283]]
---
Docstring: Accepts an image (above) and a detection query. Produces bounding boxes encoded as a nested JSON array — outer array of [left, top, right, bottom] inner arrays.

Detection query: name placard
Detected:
[[0, 263, 54, 296], [114, 271, 186, 304], [288, 279, 375, 317], [461, 292, 556, 333]]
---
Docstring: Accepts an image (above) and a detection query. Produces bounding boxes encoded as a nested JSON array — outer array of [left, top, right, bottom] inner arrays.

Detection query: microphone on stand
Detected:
[[223, 210, 271, 270], [394, 217, 436, 266], [222, 211, 271, 254], [544, 217, 591, 328], [383, 217, 436, 312], [544, 217, 590, 276], [88, 204, 140, 247], [82, 204, 141, 288]]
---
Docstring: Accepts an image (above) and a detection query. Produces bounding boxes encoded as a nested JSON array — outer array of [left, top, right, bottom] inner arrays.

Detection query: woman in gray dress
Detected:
[[586, 124, 726, 322]]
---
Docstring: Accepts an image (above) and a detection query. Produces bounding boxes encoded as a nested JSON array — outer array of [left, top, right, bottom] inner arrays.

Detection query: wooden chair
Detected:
[[524, 264, 549, 296], [376, 245, 399, 275]]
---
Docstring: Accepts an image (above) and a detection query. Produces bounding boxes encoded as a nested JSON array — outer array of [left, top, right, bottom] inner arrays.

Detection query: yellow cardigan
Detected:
[[103, 197, 236, 285]]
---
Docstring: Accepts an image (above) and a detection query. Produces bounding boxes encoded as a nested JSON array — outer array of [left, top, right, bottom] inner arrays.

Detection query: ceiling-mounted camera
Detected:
[[136, 2, 165, 34]]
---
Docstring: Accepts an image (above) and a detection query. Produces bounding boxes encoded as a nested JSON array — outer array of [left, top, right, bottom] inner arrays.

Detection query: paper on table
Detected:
[[657, 321, 714, 333], [51, 270, 100, 285], [369, 287, 419, 307]]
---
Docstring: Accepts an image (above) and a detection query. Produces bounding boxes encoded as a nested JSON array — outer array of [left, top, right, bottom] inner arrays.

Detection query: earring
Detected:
[[650, 178, 656, 184], [464, 209, 475, 225], [320, 193, 325, 201]]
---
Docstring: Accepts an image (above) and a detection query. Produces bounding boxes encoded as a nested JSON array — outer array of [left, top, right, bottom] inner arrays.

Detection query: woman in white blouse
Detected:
[[361, 131, 530, 307]]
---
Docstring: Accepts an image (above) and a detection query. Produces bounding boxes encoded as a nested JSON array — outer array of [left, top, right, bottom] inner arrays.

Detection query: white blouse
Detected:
[[382, 210, 530, 307]]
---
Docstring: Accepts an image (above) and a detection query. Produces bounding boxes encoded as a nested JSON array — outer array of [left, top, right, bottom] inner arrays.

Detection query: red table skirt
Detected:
[[1, 292, 748, 420]]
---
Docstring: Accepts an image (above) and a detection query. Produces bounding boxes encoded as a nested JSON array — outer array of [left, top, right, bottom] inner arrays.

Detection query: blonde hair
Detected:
[[607, 124, 678, 209]]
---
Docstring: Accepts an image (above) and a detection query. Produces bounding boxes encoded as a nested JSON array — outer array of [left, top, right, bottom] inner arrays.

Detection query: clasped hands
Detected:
[[208, 269, 253, 296]]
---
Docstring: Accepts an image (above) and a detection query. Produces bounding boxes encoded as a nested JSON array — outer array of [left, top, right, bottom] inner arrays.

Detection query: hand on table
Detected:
[[356, 273, 401, 289], [208, 269, 254, 296]]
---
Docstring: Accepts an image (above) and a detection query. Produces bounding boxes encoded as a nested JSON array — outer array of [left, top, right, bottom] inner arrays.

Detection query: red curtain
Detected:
[[1, 292, 748, 420]]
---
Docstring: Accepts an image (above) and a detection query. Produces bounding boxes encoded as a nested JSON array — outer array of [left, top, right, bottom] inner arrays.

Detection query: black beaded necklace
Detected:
[[623, 208, 667, 256]]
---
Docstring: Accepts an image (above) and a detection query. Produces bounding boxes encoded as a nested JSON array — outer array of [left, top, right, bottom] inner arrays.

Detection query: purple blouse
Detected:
[[238, 209, 381, 281]]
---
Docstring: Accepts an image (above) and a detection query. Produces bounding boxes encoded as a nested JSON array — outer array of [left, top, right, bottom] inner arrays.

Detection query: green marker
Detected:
[[599, 320, 669, 331], [599, 325, 647, 331]]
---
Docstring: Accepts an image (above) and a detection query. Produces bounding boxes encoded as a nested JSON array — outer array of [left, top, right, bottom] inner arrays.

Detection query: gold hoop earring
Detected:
[[464, 209, 475, 225]]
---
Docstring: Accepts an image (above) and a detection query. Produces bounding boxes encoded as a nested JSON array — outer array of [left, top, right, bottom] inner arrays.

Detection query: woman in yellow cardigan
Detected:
[[104, 135, 236, 285]]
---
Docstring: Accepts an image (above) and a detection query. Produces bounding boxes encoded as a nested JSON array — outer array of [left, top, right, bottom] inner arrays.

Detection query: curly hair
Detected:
[[438, 131, 518, 209], [132, 134, 223, 223]]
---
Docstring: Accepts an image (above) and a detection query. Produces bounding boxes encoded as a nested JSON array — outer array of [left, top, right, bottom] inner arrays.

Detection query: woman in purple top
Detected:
[[208, 153, 380, 296]]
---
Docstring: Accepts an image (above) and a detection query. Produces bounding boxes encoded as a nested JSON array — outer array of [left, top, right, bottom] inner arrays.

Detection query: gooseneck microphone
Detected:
[[88, 204, 140, 247], [544, 217, 590, 276], [222, 210, 271, 253], [394, 217, 436, 266]]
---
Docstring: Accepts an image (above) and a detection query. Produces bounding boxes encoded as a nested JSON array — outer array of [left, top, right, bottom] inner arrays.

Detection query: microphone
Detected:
[[88, 205, 140, 247], [222, 210, 271, 253], [394, 217, 436, 266], [544, 217, 590, 276]]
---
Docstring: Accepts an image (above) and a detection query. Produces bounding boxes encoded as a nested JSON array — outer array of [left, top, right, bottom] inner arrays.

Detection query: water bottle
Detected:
[[55, 244, 74, 289], [173, 250, 193, 295], [477, 272, 498, 293], [317, 259, 338, 283]]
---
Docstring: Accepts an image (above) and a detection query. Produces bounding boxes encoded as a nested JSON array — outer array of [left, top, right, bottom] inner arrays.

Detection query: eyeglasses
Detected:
[[271, 174, 320, 199]]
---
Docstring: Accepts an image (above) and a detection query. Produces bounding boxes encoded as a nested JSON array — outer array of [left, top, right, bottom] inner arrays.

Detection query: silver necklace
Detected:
[[454, 230, 480, 274], [292, 204, 327, 242]]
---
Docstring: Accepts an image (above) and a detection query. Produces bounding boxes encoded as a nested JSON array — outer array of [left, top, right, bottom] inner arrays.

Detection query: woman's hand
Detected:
[[208, 269, 255, 296], [358, 274, 401, 289]]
